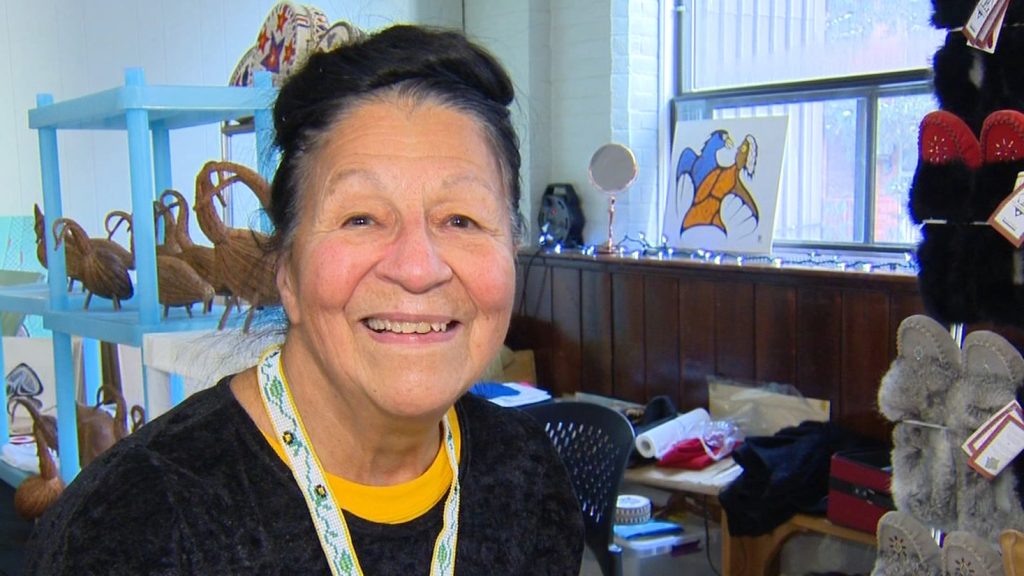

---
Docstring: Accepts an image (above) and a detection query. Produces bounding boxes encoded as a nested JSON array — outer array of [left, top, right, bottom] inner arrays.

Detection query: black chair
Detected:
[[522, 401, 636, 576]]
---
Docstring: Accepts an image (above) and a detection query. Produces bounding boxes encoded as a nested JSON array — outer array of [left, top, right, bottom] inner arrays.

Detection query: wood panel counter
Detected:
[[509, 249, 926, 444]]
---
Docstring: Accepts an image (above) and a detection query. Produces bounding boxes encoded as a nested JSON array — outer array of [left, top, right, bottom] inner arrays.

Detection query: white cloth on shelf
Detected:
[[1, 436, 59, 474]]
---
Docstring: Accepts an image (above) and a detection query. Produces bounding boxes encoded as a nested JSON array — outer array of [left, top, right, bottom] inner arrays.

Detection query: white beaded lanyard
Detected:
[[256, 345, 461, 576]]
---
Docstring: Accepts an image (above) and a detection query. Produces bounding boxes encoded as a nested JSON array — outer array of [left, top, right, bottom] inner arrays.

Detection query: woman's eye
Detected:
[[448, 214, 477, 229], [343, 215, 373, 227]]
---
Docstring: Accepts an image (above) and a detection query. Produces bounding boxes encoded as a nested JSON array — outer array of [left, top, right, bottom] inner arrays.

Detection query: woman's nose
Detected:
[[376, 220, 453, 293]]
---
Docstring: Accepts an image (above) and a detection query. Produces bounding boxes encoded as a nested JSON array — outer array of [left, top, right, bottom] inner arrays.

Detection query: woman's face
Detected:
[[277, 97, 516, 420]]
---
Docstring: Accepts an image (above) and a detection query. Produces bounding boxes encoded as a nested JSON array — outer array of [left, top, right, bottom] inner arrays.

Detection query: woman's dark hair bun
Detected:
[[273, 25, 514, 154]]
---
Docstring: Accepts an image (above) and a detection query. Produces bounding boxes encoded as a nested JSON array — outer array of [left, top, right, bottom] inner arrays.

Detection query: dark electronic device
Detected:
[[537, 183, 584, 247]]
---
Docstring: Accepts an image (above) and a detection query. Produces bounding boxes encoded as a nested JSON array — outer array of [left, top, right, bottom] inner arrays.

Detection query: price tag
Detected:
[[989, 171, 1024, 247], [964, 400, 1024, 454], [962, 400, 1024, 479], [964, 0, 1009, 53]]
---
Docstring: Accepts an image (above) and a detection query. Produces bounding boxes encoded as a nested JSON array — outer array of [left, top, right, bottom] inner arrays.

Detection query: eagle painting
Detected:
[[674, 129, 760, 241]]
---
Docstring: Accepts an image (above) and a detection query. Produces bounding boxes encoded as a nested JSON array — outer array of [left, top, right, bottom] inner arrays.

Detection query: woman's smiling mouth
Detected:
[[364, 318, 454, 334]]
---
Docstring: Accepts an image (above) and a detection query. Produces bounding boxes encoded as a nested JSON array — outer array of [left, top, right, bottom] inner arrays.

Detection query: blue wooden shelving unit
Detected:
[[0, 69, 274, 486]]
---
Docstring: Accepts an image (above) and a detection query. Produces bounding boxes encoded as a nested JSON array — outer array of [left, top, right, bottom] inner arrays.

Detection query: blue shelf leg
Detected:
[[123, 69, 159, 327], [254, 71, 276, 234], [152, 124, 172, 193], [52, 332, 79, 483], [0, 336, 8, 446], [82, 338, 101, 404], [35, 94, 69, 311], [142, 365, 151, 419], [169, 373, 184, 406], [152, 124, 172, 245], [36, 91, 78, 481]]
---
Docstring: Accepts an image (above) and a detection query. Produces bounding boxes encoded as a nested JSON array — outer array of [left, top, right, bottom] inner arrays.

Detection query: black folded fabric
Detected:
[[718, 420, 879, 537]]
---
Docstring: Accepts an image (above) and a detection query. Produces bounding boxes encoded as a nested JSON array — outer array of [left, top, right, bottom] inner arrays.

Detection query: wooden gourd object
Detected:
[[10, 384, 129, 469], [34, 204, 83, 291], [52, 217, 134, 310], [194, 160, 279, 331], [13, 419, 65, 520], [158, 189, 229, 300], [130, 404, 146, 433], [153, 197, 183, 256], [107, 210, 215, 317]]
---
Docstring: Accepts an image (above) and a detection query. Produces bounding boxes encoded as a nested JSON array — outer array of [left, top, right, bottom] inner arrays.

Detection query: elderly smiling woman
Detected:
[[25, 25, 584, 575]]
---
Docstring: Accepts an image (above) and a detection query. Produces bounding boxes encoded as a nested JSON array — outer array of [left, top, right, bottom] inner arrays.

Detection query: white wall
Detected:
[[466, 0, 664, 247], [465, 0, 551, 244], [0, 0, 461, 236], [0, 0, 663, 249]]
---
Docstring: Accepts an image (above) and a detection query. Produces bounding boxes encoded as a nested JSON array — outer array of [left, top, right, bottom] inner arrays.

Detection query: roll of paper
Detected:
[[634, 408, 711, 459]]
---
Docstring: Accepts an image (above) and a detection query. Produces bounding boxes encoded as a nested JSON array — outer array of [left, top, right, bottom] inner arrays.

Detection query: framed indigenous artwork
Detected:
[[663, 116, 789, 254]]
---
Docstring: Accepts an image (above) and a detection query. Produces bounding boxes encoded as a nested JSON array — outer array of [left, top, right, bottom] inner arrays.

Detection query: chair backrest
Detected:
[[522, 401, 636, 576]]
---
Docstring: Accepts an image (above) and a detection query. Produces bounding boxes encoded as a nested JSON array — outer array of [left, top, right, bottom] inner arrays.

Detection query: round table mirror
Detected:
[[588, 143, 638, 252]]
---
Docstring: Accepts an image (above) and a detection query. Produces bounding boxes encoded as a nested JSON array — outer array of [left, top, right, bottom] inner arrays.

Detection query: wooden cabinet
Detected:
[[510, 251, 925, 443]]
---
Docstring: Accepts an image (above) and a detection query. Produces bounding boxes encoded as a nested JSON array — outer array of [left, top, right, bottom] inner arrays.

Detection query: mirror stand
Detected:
[[597, 194, 617, 254], [588, 143, 637, 254]]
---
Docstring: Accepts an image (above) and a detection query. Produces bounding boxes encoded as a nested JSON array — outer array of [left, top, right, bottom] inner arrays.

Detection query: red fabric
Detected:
[[656, 438, 742, 470], [656, 438, 715, 470]]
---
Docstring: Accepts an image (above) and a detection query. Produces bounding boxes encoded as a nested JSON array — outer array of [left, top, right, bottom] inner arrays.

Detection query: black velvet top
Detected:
[[25, 379, 584, 575]]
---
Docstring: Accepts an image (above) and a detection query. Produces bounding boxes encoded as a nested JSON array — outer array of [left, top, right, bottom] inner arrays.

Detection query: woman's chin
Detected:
[[372, 383, 467, 420]]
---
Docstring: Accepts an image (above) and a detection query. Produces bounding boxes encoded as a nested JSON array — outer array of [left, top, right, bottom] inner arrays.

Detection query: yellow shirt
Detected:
[[264, 406, 462, 524]]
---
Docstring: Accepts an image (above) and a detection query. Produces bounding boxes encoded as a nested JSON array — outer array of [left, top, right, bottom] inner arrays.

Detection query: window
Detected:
[[674, 0, 946, 247]]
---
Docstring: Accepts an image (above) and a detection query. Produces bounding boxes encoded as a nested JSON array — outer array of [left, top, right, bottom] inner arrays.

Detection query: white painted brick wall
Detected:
[[0, 0, 463, 234], [616, 0, 663, 247], [466, 0, 666, 247], [548, 0, 614, 246], [0, 0, 667, 249]]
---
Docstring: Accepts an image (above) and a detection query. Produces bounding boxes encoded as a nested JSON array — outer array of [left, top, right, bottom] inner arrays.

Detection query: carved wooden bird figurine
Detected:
[[34, 204, 83, 291], [106, 211, 215, 317], [152, 198, 182, 256], [98, 211, 138, 270], [12, 383, 130, 468], [52, 217, 134, 310], [194, 160, 279, 331], [159, 189, 228, 300]]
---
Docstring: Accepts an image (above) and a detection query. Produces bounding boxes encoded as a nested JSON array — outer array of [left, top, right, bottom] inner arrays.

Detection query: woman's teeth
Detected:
[[365, 318, 450, 334]]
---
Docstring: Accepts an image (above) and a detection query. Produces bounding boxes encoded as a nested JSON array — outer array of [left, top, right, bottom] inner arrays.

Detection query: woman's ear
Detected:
[[276, 253, 300, 324]]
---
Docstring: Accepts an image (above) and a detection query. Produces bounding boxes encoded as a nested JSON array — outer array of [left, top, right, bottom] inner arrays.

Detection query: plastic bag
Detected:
[[708, 378, 830, 437]]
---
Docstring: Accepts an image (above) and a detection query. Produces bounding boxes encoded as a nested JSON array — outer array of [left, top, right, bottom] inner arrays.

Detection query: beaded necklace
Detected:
[[256, 345, 461, 576]]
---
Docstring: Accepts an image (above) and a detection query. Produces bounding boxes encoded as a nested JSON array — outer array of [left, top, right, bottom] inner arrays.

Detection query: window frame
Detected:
[[672, 1, 935, 252]]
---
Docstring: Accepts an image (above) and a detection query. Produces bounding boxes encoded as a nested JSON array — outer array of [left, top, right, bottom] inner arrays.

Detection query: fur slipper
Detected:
[[967, 110, 1024, 325], [882, 318, 959, 529], [871, 510, 942, 576], [951, 330, 1024, 540], [911, 110, 984, 325], [932, 32, 987, 135], [942, 530, 1004, 576], [879, 314, 961, 423], [916, 224, 980, 325], [968, 226, 1019, 324], [976, 109, 1024, 222], [890, 422, 960, 532], [911, 110, 980, 222], [984, 27, 1024, 114]]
